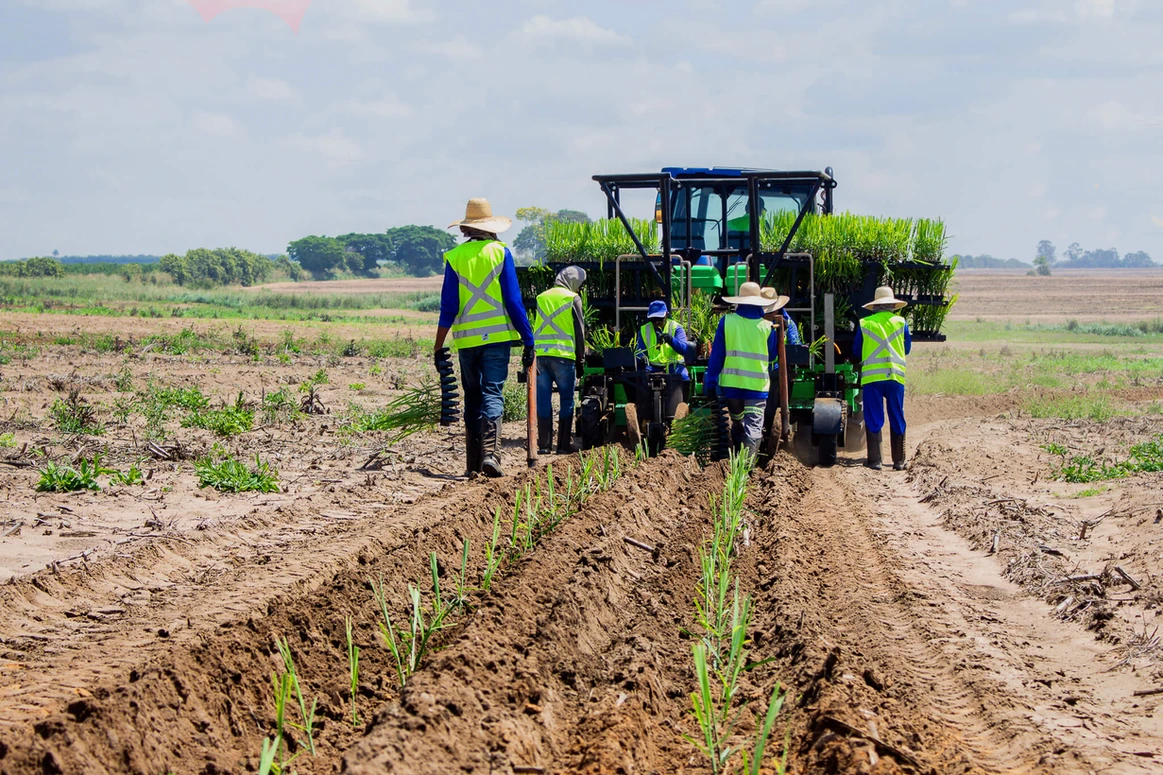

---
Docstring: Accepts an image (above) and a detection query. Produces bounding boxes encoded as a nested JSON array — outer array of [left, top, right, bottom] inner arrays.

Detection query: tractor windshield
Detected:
[[669, 182, 813, 253]]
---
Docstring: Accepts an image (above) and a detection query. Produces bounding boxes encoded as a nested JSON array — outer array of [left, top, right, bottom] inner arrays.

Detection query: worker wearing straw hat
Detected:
[[854, 286, 912, 471], [434, 198, 535, 479], [704, 282, 784, 457]]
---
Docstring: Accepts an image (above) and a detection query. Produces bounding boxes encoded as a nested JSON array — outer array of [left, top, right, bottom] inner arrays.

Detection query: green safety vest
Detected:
[[534, 287, 578, 359], [719, 313, 772, 392], [445, 240, 520, 351], [859, 311, 907, 386], [639, 320, 684, 367]]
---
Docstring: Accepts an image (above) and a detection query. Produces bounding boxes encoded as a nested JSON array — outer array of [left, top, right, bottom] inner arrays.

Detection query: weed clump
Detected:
[[195, 452, 279, 493]]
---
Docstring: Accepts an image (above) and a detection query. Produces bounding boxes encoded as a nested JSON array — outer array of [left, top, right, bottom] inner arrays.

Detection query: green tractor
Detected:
[[517, 167, 953, 464]]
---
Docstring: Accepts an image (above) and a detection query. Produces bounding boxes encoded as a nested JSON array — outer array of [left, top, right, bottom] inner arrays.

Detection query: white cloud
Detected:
[[1152, 215, 1163, 228], [340, 95, 415, 119], [192, 112, 242, 137], [349, 0, 434, 24], [413, 36, 483, 60], [517, 16, 631, 48], [247, 76, 295, 101], [1076, 0, 1117, 19], [1028, 183, 1048, 198], [1089, 206, 1108, 220], [280, 129, 365, 166]]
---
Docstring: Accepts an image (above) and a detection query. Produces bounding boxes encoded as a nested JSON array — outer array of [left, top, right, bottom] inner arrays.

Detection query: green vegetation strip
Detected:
[[1045, 435, 1163, 483]]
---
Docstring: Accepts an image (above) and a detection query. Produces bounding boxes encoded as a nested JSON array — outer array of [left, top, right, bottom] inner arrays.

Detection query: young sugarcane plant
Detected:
[[740, 683, 789, 775], [274, 637, 318, 757], [345, 616, 360, 727]]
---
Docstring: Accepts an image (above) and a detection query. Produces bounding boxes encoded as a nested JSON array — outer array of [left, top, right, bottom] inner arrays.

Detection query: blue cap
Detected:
[[647, 300, 668, 319]]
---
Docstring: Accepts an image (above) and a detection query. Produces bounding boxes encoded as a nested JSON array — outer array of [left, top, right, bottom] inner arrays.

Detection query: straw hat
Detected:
[[760, 286, 790, 313], [448, 198, 512, 235], [862, 286, 907, 311], [722, 281, 772, 308]]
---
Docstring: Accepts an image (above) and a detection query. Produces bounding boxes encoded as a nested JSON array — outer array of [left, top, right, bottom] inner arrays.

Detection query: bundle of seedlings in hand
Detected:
[[434, 347, 461, 426], [351, 376, 443, 444], [668, 409, 715, 466]]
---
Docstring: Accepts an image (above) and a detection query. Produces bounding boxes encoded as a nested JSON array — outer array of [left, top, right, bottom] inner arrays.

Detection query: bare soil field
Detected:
[[1, 304, 1162, 773], [252, 277, 444, 295], [951, 269, 1163, 323]]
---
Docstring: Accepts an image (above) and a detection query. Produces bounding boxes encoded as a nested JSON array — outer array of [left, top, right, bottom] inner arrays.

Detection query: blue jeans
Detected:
[[862, 380, 906, 435], [458, 343, 511, 428], [536, 356, 576, 420]]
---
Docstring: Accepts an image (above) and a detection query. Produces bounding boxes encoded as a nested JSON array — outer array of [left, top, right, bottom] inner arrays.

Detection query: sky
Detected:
[[1, 0, 1161, 262]]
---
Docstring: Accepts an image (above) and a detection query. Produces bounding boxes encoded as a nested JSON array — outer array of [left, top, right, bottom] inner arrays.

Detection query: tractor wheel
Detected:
[[624, 403, 642, 450], [818, 433, 838, 468]]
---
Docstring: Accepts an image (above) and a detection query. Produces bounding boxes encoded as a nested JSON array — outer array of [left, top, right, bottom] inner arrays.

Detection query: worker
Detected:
[[854, 286, 912, 471], [534, 266, 587, 455], [434, 198, 535, 479], [635, 300, 693, 387], [703, 282, 783, 457]]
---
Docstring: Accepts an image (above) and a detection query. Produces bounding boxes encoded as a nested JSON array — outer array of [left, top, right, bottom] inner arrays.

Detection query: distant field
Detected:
[[951, 268, 1163, 323], [252, 276, 444, 295]]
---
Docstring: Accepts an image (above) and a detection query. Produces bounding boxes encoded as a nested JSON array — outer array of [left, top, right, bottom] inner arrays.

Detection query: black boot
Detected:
[[556, 414, 578, 454], [464, 421, 483, 477], [865, 429, 883, 470], [481, 418, 504, 478], [537, 416, 553, 455], [891, 432, 907, 471]]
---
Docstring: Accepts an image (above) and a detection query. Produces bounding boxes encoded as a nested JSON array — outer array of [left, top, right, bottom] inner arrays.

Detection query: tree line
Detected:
[[1034, 240, 1154, 275], [287, 227, 455, 278]]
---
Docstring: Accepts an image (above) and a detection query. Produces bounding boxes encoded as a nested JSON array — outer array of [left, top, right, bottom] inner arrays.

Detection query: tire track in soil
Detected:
[[0, 469, 552, 775], [740, 458, 1146, 775]]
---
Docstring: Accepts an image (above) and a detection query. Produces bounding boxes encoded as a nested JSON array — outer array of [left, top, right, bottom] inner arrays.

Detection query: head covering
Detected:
[[862, 286, 908, 311], [646, 300, 669, 319], [448, 198, 512, 235], [721, 281, 772, 308], [760, 286, 790, 313], [555, 265, 587, 293]]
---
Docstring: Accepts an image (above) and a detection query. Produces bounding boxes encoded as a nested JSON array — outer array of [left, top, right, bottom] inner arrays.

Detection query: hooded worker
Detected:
[[434, 198, 536, 479], [704, 282, 785, 457], [534, 266, 587, 455], [854, 286, 912, 470]]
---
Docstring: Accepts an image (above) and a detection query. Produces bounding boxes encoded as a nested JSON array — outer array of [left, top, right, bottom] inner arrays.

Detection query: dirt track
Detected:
[[3, 414, 1161, 773]]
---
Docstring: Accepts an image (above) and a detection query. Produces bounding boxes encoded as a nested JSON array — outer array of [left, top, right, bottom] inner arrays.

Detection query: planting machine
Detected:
[[517, 167, 954, 464]]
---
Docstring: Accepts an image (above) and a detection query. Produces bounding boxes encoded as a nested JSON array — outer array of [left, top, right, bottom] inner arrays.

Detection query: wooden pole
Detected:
[[777, 319, 790, 444], [527, 358, 538, 467]]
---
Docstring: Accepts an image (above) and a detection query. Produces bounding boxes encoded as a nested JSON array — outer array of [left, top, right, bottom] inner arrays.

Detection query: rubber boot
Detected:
[[865, 429, 883, 470], [464, 421, 483, 477], [537, 416, 553, 455], [556, 414, 578, 455], [481, 418, 504, 478], [891, 432, 907, 471]]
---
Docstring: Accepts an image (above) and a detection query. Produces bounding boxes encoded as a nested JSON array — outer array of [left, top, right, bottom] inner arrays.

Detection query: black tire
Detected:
[[818, 433, 838, 467]]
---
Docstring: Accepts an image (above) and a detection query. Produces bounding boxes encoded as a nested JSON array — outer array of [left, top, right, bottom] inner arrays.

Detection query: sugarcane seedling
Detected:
[[482, 506, 505, 593], [268, 668, 301, 773], [372, 574, 408, 688], [257, 737, 278, 775], [345, 616, 360, 727], [740, 683, 789, 775], [275, 637, 318, 757]]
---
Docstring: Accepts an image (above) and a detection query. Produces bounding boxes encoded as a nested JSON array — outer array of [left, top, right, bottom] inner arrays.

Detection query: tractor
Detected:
[[518, 167, 952, 464]]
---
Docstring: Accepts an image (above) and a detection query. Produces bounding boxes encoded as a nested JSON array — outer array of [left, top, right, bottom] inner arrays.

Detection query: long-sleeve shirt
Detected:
[[704, 305, 780, 400], [851, 320, 912, 360], [635, 322, 692, 380], [438, 242, 535, 347], [781, 310, 803, 346]]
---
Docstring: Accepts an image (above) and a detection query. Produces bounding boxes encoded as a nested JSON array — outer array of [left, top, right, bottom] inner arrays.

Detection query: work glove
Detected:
[[659, 331, 674, 347], [522, 345, 535, 371], [704, 382, 718, 399]]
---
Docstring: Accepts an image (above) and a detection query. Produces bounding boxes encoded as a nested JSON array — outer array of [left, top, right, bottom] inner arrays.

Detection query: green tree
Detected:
[[1033, 254, 1052, 276], [338, 233, 394, 273], [288, 236, 349, 277], [388, 225, 456, 276], [18, 256, 64, 277], [1036, 240, 1056, 265]]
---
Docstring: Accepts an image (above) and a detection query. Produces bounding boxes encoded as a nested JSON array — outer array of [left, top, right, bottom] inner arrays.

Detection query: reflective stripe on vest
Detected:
[[534, 287, 577, 359], [444, 240, 520, 350], [639, 320, 683, 366], [719, 313, 772, 392], [860, 311, 907, 386]]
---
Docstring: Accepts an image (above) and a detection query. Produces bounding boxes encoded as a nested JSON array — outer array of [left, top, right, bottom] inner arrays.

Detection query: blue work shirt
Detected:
[[634, 321, 693, 381], [704, 305, 782, 400], [781, 309, 803, 346], [438, 242, 535, 347]]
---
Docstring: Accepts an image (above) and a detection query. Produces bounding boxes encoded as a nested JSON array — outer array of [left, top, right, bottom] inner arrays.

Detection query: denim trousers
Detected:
[[458, 343, 511, 428], [536, 355, 576, 420]]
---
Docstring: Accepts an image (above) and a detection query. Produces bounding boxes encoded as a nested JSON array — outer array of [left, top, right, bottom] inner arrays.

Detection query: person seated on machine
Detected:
[[627, 300, 693, 428]]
